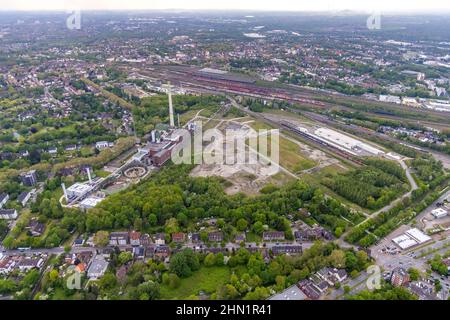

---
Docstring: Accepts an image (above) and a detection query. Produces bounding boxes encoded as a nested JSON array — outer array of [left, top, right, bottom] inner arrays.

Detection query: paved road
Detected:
[[0, 241, 314, 258], [325, 271, 370, 300], [416, 188, 450, 229]]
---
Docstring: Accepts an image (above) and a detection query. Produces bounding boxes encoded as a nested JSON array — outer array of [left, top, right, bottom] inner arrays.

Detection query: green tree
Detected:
[[118, 251, 133, 266], [204, 253, 216, 267], [169, 249, 200, 278], [236, 219, 248, 232], [93, 231, 110, 247]]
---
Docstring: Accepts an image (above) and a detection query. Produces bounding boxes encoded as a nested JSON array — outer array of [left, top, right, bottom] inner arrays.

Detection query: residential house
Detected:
[[20, 170, 37, 187], [47, 147, 58, 155], [172, 232, 186, 243], [272, 245, 302, 256], [129, 231, 141, 246], [390, 268, 410, 287], [109, 232, 129, 246], [309, 274, 330, 294], [154, 233, 166, 245], [316, 267, 348, 286], [65, 145, 78, 152], [17, 256, 44, 272], [145, 244, 156, 259], [18, 191, 32, 207], [95, 141, 112, 150], [263, 231, 285, 241], [87, 255, 109, 279], [235, 234, 246, 243], [0, 193, 9, 208], [133, 246, 145, 259], [191, 233, 200, 243], [154, 245, 170, 259], [0, 209, 18, 220], [27, 220, 45, 237], [140, 234, 151, 246], [208, 232, 224, 242], [73, 238, 85, 247], [0, 257, 17, 275], [406, 281, 436, 300], [298, 280, 322, 300]]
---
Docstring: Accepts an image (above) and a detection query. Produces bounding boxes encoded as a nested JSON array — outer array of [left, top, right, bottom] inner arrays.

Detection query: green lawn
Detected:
[[160, 266, 231, 300], [94, 170, 111, 178], [248, 120, 317, 173]]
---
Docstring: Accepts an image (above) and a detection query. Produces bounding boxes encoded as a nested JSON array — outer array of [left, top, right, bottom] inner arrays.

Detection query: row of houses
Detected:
[[0, 254, 46, 275], [0, 187, 34, 214], [298, 268, 348, 300], [107, 231, 226, 247], [64, 251, 109, 280], [389, 267, 440, 300], [0, 209, 18, 220]]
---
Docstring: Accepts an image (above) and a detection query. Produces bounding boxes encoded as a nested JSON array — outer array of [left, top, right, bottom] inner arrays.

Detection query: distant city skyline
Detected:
[[0, 0, 450, 13]]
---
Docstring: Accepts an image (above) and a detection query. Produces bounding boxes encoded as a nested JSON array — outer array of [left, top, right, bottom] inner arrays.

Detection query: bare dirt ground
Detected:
[[191, 120, 295, 195], [190, 162, 292, 195]]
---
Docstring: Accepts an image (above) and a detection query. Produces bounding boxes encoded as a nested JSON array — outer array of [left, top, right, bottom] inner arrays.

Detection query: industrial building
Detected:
[[140, 128, 184, 167], [431, 208, 448, 219], [268, 284, 307, 300], [392, 228, 432, 250], [65, 183, 94, 200], [314, 127, 384, 156]]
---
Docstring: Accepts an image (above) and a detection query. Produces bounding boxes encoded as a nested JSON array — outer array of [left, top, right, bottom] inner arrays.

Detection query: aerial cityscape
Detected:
[[0, 1, 449, 305]]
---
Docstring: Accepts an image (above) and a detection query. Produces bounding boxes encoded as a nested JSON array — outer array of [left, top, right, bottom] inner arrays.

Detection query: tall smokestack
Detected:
[[62, 183, 68, 202], [168, 82, 175, 127], [86, 167, 92, 184]]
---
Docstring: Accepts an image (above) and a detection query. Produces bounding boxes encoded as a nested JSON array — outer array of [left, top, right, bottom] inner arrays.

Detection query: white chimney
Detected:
[[62, 183, 68, 202], [151, 130, 156, 143], [86, 167, 93, 184], [168, 82, 175, 127]]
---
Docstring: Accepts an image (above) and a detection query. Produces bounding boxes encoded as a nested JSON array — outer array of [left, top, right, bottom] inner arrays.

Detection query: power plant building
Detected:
[[65, 183, 94, 199]]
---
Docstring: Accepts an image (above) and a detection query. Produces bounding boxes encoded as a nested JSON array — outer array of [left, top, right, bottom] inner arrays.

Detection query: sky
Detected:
[[0, 0, 449, 13]]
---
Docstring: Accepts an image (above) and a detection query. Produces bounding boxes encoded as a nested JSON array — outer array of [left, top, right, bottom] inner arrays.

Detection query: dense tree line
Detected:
[[132, 94, 225, 135], [83, 163, 360, 238], [347, 284, 417, 300], [322, 162, 408, 210]]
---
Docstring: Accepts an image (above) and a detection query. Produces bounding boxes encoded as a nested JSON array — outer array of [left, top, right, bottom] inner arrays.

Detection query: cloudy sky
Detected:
[[0, 0, 449, 13]]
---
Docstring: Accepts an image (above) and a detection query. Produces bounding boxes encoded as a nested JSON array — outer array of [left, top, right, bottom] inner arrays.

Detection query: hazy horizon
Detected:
[[0, 0, 449, 14]]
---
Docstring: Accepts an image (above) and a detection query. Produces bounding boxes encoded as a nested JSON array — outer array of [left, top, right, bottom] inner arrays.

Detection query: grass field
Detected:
[[160, 266, 231, 300], [94, 170, 111, 178], [248, 120, 317, 174]]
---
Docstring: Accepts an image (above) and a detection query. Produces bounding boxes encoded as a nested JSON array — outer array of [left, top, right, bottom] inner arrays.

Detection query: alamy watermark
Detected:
[[367, 12, 382, 30], [366, 265, 382, 290], [66, 270, 82, 290], [66, 9, 81, 30]]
